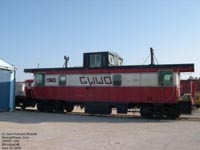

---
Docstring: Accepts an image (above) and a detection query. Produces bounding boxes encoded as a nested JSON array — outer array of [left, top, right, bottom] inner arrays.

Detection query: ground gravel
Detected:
[[1, 108, 200, 150]]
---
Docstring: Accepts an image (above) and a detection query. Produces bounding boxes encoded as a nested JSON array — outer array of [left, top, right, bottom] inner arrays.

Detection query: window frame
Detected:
[[89, 54, 102, 68], [113, 74, 122, 86], [158, 70, 174, 87], [59, 75, 67, 86], [35, 73, 45, 86]]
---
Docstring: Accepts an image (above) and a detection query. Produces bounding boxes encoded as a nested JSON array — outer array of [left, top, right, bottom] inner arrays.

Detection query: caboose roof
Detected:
[[24, 63, 194, 73]]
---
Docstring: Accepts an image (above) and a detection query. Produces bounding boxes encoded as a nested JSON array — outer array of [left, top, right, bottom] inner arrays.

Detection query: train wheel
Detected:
[[166, 107, 180, 119], [65, 104, 74, 112], [20, 103, 26, 110], [55, 103, 64, 113], [44, 103, 54, 113], [140, 106, 153, 118], [37, 103, 45, 112], [152, 107, 166, 118]]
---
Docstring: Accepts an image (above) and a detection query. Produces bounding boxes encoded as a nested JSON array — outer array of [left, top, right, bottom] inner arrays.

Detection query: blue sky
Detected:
[[0, 0, 199, 81]]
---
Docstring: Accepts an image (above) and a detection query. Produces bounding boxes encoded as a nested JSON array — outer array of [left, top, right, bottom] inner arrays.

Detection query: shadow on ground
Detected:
[[1, 108, 199, 124]]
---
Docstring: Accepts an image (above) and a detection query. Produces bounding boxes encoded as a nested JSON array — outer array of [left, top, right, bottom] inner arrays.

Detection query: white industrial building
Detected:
[[0, 58, 15, 112]]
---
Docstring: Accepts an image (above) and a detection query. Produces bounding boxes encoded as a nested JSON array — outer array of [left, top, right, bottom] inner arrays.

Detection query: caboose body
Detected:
[[24, 51, 194, 118]]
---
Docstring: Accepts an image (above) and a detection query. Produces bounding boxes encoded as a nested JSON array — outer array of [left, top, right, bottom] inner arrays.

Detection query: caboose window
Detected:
[[59, 75, 66, 86], [159, 71, 173, 86], [35, 73, 45, 86], [113, 74, 122, 86], [89, 54, 102, 67]]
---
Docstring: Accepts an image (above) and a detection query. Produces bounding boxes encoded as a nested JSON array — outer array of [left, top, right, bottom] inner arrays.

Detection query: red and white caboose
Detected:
[[24, 51, 194, 119]]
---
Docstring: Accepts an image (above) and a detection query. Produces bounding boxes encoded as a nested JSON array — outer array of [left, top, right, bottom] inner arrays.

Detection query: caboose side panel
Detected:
[[31, 71, 179, 104]]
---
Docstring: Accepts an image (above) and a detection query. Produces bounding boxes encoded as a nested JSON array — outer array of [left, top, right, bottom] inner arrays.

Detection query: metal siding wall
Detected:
[[0, 69, 12, 111], [9, 70, 15, 111]]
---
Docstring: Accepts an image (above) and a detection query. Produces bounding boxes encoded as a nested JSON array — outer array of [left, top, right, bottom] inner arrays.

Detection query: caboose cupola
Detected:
[[83, 51, 123, 68]]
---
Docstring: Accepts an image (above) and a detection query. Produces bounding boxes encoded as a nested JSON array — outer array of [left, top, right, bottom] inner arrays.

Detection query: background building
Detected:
[[0, 58, 15, 112]]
